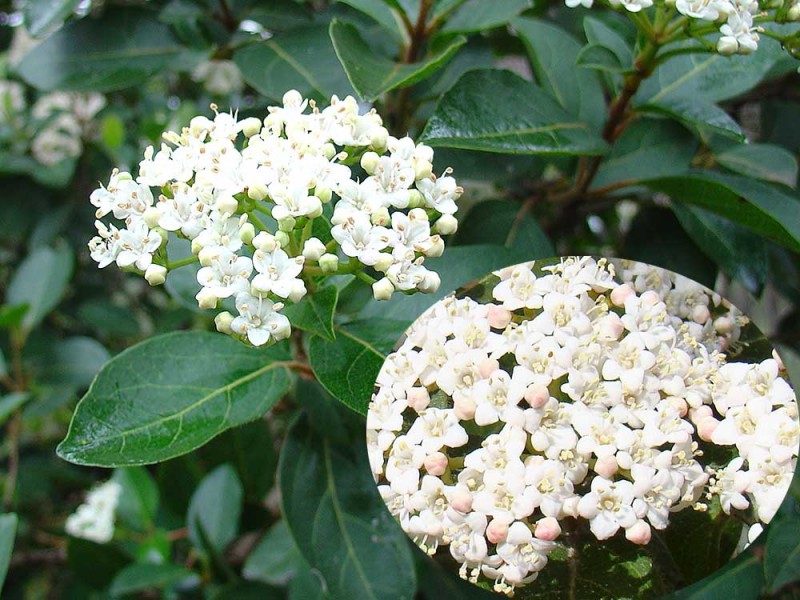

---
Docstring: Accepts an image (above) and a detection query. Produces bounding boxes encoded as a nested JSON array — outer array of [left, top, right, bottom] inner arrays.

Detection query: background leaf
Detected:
[[714, 143, 798, 187], [109, 563, 198, 598], [112, 467, 159, 532], [454, 199, 555, 255], [22, 0, 81, 37], [243, 520, 304, 586], [57, 332, 293, 466], [440, 0, 532, 34], [0, 514, 17, 593], [764, 517, 800, 593], [187, 464, 243, 556]]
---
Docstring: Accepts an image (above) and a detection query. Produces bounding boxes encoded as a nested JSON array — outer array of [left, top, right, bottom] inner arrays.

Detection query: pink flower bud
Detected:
[[487, 305, 513, 329], [594, 456, 618, 479], [697, 417, 720, 442], [524, 384, 549, 409], [454, 396, 476, 420], [406, 387, 430, 412], [424, 452, 448, 476], [599, 313, 624, 340], [692, 304, 710, 324], [534, 517, 561, 541], [478, 358, 500, 379], [690, 405, 713, 421], [640, 290, 661, 306], [773, 349, 786, 371], [625, 521, 651, 545], [450, 488, 473, 513], [486, 520, 508, 544], [666, 397, 688, 417], [610, 284, 635, 307]]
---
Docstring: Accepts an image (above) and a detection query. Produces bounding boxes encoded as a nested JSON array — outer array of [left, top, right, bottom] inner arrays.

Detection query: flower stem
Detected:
[[167, 255, 199, 270]]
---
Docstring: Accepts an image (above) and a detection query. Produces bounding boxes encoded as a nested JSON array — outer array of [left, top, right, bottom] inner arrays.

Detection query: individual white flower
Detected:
[[65, 480, 122, 544], [331, 212, 392, 266], [406, 408, 468, 453], [230, 292, 290, 346], [251, 247, 304, 298], [196, 248, 253, 299], [115, 219, 162, 271], [577, 477, 640, 540]]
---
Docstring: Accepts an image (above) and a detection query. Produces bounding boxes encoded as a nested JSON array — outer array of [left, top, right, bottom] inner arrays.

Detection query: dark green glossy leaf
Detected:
[[0, 392, 30, 426], [235, 26, 356, 103], [7, 243, 74, 335], [210, 581, 284, 599], [109, 563, 198, 598], [187, 464, 243, 555], [513, 17, 606, 132], [294, 378, 361, 445], [309, 319, 410, 414], [23, 0, 80, 36], [644, 170, 800, 253], [639, 99, 745, 142], [577, 44, 627, 72], [283, 285, 338, 341], [33, 336, 110, 388], [663, 551, 763, 599], [591, 118, 697, 190], [415, 545, 496, 599], [280, 414, 416, 600], [672, 204, 769, 295], [454, 199, 554, 256], [243, 520, 304, 586], [337, 0, 404, 39], [715, 143, 798, 187], [440, 0, 531, 34], [761, 99, 800, 154], [112, 467, 159, 532], [420, 69, 608, 156], [0, 513, 17, 592], [330, 19, 464, 101], [57, 332, 293, 467], [764, 517, 800, 593], [0, 304, 29, 330], [583, 16, 632, 67], [66, 537, 132, 590], [288, 562, 329, 599], [16, 8, 192, 92]]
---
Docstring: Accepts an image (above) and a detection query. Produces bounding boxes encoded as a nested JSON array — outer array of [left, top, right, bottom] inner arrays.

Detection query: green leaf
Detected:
[[280, 414, 416, 600], [0, 513, 17, 593], [34, 336, 111, 388], [66, 537, 132, 590], [440, 0, 531, 34], [420, 69, 609, 156], [23, 0, 81, 36], [623, 206, 717, 289], [577, 43, 627, 72], [583, 16, 633, 68], [672, 203, 769, 295], [16, 8, 192, 92], [289, 562, 329, 599], [187, 464, 243, 555], [57, 332, 293, 467], [663, 551, 763, 599], [764, 517, 800, 593], [7, 244, 73, 336], [309, 319, 410, 414], [454, 199, 554, 255], [330, 19, 464, 101], [640, 99, 745, 142], [513, 17, 606, 132], [715, 143, 798, 187], [283, 286, 338, 341], [643, 170, 800, 253], [109, 563, 198, 598], [416, 545, 496, 599], [0, 393, 31, 427], [336, 0, 405, 40], [211, 581, 284, 599], [0, 304, 29, 330], [243, 520, 304, 586], [636, 39, 784, 105], [112, 467, 159, 532], [234, 26, 356, 103], [591, 118, 697, 190]]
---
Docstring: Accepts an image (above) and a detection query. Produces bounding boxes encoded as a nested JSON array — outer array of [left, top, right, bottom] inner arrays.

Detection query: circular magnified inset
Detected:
[[366, 256, 798, 598]]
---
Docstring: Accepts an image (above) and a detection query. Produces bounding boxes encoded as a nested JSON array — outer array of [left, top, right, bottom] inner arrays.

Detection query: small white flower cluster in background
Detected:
[[367, 257, 798, 597], [64, 480, 122, 544], [88, 91, 461, 346], [191, 59, 245, 96]]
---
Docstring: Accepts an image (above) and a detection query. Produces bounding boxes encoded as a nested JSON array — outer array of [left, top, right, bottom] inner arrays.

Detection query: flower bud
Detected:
[[486, 520, 508, 544], [534, 517, 561, 541], [717, 37, 738, 55], [414, 160, 433, 181], [594, 455, 618, 479], [697, 416, 720, 442], [640, 290, 660, 306], [406, 387, 430, 412], [478, 358, 500, 379], [369, 126, 389, 151], [198, 246, 220, 267], [424, 452, 448, 476], [215, 311, 234, 334], [240, 117, 262, 137], [191, 237, 203, 254], [215, 195, 238, 215], [789, 2, 800, 20], [302, 237, 326, 261], [247, 182, 269, 201], [692, 304, 710, 324], [433, 214, 458, 235], [315, 186, 332, 204], [487, 306, 513, 329], [306, 199, 323, 219], [450, 489, 474, 514], [319, 253, 339, 273], [274, 231, 290, 248], [143, 206, 163, 229], [321, 142, 336, 160], [278, 216, 296, 232], [524, 384, 549, 409], [610, 283, 635, 307], [371, 207, 391, 227], [360, 151, 380, 174], [372, 277, 394, 301], [287, 279, 307, 304], [714, 316, 733, 334], [144, 264, 167, 286], [625, 521, 651, 545], [407, 189, 425, 209], [453, 395, 476, 420], [373, 252, 394, 272], [189, 115, 213, 136], [417, 270, 440, 294], [773, 348, 786, 371], [424, 235, 444, 258], [239, 222, 256, 245], [196, 288, 218, 310]]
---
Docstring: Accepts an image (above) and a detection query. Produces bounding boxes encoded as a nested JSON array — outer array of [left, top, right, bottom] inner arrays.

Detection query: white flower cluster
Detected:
[[64, 480, 122, 544], [88, 91, 461, 346], [563, 0, 796, 55], [191, 59, 245, 96], [367, 257, 798, 596]]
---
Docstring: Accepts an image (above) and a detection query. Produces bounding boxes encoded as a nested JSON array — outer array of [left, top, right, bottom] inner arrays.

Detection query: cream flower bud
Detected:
[[424, 235, 444, 258], [714, 316, 733, 334], [697, 417, 720, 442], [198, 246, 219, 267], [196, 288, 218, 310], [215, 311, 234, 334], [278, 216, 296, 232], [406, 387, 430, 412], [594, 455, 618, 479], [319, 253, 339, 273], [788, 3, 800, 19], [369, 127, 388, 151], [287, 279, 307, 304], [274, 231, 290, 248], [414, 160, 433, 181], [371, 207, 391, 227], [302, 237, 326, 261], [717, 36, 739, 55], [239, 222, 256, 245], [191, 238, 203, 254], [534, 517, 561, 541], [143, 206, 163, 229], [240, 117, 262, 137], [417, 270, 440, 294], [478, 358, 500, 379], [610, 283, 635, 307], [407, 189, 425, 209], [360, 151, 380, 174], [625, 521, 651, 545], [433, 214, 458, 235], [144, 264, 167, 286], [248, 182, 269, 201], [372, 277, 394, 301], [640, 290, 660, 306], [692, 304, 710, 324], [424, 452, 448, 476], [486, 520, 508, 544], [189, 115, 213, 135], [321, 142, 336, 160], [453, 395, 476, 420], [451, 489, 474, 513], [282, 89, 303, 106], [487, 305, 513, 329], [315, 186, 332, 204]]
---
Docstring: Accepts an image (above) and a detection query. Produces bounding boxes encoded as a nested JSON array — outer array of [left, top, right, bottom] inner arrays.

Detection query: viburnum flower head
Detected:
[[87, 91, 462, 346], [368, 257, 798, 596]]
